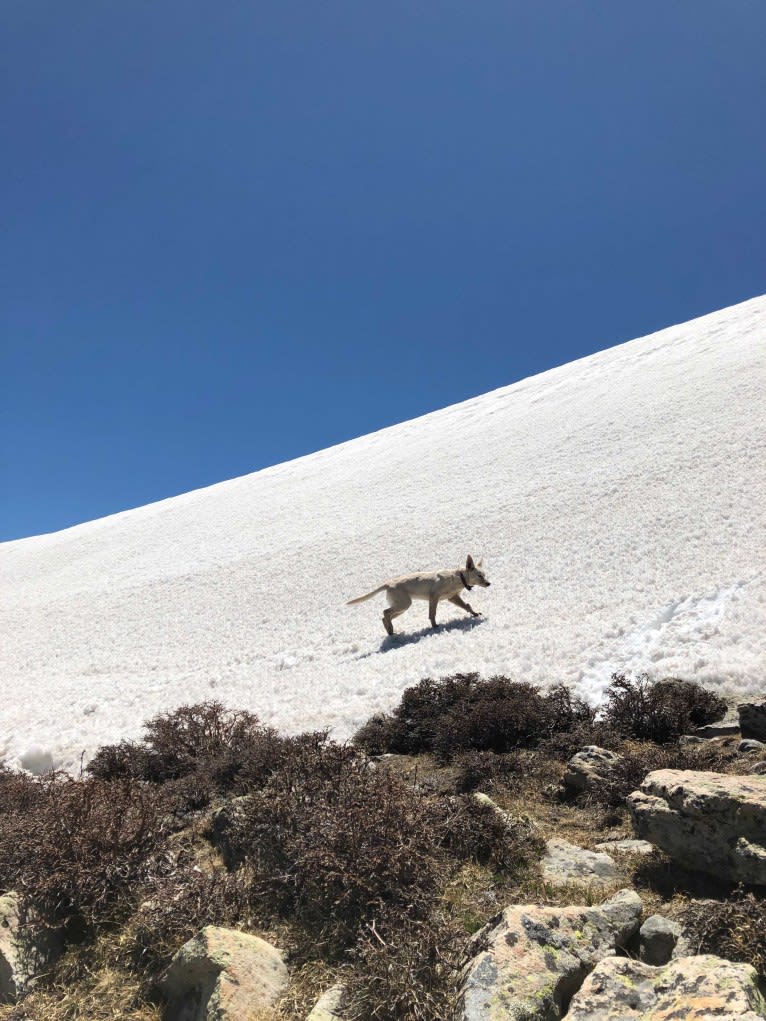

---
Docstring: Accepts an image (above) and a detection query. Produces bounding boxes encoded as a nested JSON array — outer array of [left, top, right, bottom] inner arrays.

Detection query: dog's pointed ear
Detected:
[[466, 555, 475, 570], [477, 558, 483, 568]]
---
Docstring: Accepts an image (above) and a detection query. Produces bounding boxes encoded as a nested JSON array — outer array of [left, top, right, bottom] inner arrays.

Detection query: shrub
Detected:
[[0, 774, 171, 934], [346, 910, 465, 1021], [87, 701, 289, 808], [581, 738, 738, 808], [438, 795, 543, 873], [354, 675, 595, 761], [682, 890, 766, 977], [599, 674, 727, 744], [227, 736, 447, 954]]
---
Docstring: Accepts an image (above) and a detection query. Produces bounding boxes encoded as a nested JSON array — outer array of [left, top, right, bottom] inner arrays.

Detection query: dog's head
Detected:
[[465, 555, 490, 587]]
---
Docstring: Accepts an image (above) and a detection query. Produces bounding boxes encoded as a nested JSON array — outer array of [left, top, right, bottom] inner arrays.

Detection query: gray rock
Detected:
[[456, 889, 642, 1021], [594, 839, 654, 856], [160, 925, 288, 1021], [739, 698, 766, 742], [639, 914, 682, 965], [739, 739, 766, 754], [542, 839, 620, 889], [753, 761, 766, 775], [563, 747, 623, 796], [627, 770, 766, 885], [678, 734, 705, 745], [0, 892, 61, 1003], [565, 954, 766, 1020], [693, 713, 740, 738], [306, 984, 345, 1020]]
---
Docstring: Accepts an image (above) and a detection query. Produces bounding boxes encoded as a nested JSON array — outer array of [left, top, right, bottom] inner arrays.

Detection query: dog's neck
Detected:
[[459, 571, 473, 590]]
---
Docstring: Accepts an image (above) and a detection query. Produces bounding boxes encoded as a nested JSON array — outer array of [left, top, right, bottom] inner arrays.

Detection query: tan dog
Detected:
[[347, 555, 490, 634]]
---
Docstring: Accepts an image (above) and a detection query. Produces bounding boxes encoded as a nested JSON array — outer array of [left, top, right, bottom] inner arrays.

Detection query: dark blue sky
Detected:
[[3, 1, 765, 540]]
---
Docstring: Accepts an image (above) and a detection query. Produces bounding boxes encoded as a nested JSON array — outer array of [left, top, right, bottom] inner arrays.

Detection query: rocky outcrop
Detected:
[[159, 925, 288, 1021], [627, 770, 766, 885], [456, 889, 642, 1021], [563, 747, 622, 796], [541, 839, 620, 889], [739, 698, 766, 742], [565, 954, 766, 1019]]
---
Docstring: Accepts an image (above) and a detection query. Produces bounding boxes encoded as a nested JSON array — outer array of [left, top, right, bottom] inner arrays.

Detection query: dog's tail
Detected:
[[347, 585, 387, 606]]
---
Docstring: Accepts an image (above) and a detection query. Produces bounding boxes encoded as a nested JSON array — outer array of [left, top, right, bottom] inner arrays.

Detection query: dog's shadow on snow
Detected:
[[354, 615, 486, 660]]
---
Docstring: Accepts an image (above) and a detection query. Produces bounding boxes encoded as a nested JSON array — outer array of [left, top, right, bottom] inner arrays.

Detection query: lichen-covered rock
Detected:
[[563, 747, 623, 796], [739, 698, 766, 742], [160, 925, 288, 1021], [541, 839, 620, 889], [627, 770, 766, 885], [456, 889, 642, 1021], [565, 954, 766, 1019], [739, 739, 766, 754], [639, 914, 682, 965]]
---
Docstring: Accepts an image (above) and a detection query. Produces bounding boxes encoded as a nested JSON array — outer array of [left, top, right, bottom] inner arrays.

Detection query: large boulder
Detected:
[[159, 925, 288, 1021], [740, 698, 766, 742], [565, 954, 766, 1020], [627, 770, 766, 885], [456, 889, 642, 1021], [563, 747, 623, 796]]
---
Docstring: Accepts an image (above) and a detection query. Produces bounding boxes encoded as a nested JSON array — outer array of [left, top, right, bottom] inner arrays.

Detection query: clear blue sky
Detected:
[[3, 1, 765, 541]]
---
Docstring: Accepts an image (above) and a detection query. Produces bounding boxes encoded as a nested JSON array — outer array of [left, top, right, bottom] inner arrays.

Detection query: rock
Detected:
[[0, 892, 61, 1003], [694, 709, 740, 738], [541, 839, 620, 889], [753, 761, 766, 775], [739, 698, 766, 742], [678, 734, 705, 745], [306, 984, 344, 1020], [627, 770, 766, 885], [594, 839, 654, 856], [456, 889, 642, 1021], [639, 914, 682, 965], [563, 747, 623, 796], [565, 954, 766, 1019], [739, 739, 766, 754], [160, 925, 288, 1021]]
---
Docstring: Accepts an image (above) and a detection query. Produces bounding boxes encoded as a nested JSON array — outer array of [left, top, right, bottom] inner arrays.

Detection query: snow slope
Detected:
[[2, 296, 765, 773]]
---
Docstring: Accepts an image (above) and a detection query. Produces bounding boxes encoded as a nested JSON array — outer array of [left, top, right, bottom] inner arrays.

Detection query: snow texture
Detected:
[[2, 296, 765, 773]]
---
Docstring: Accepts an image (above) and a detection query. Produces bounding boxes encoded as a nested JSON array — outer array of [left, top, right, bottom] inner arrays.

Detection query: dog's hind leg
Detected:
[[383, 591, 411, 635], [448, 594, 480, 618]]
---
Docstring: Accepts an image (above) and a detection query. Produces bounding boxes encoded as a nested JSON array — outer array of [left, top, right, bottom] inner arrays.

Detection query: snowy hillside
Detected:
[[2, 296, 765, 773]]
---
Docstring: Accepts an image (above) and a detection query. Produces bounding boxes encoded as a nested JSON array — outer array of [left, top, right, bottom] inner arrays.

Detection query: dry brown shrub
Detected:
[[599, 674, 727, 743], [354, 675, 595, 761], [682, 890, 766, 976], [345, 910, 465, 1021], [0, 774, 171, 935], [87, 701, 290, 810]]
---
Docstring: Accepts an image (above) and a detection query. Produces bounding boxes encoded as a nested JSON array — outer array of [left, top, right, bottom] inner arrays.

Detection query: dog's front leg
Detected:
[[449, 594, 480, 617], [428, 594, 439, 629]]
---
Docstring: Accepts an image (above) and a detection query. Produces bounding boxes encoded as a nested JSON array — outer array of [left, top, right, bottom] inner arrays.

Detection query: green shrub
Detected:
[[599, 674, 727, 743]]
